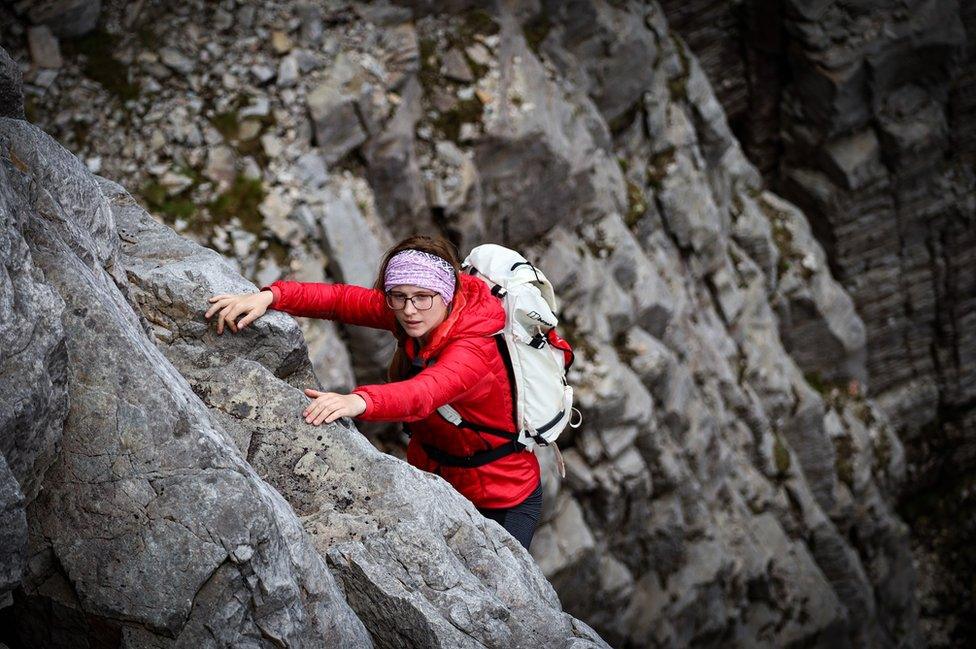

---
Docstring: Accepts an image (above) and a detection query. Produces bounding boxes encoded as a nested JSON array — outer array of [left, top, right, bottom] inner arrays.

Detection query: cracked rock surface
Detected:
[[0, 117, 371, 648]]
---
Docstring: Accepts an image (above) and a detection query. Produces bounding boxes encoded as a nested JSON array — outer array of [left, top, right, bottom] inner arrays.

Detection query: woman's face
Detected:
[[387, 284, 449, 340]]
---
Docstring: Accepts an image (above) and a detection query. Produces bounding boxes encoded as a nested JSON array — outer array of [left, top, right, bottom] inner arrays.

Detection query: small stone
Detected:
[[259, 191, 295, 239], [204, 145, 236, 187], [232, 544, 253, 563], [260, 133, 283, 158], [442, 48, 472, 83], [32, 68, 58, 89], [458, 122, 479, 142], [237, 119, 261, 141], [149, 131, 166, 151], [466, 43, 491, 66], [240, 96, 270, 119], [295, 151, 328, 188], [271, 30, 293, 54], [28, 26, 63, 68], [159, 47, 194, 75], [145, 62, 171, 79], [255, 257, 282, 288], [237, 5, 256, 29], [432, 88, 456, 113], [251, 64, 275, 85], [232, 228, 256, 260], [294, 49, 321, 73], [278, 55, 299, 87], [613, 446, 647, 480], [159, 171, 194, 196], [214, 8, 233, 31], [86, 156, 102, 173], [297, 4, 323, 43], [241, 157, 262, 180]]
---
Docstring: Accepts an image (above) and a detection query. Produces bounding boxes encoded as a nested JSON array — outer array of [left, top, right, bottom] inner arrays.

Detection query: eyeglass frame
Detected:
[[385, 291, 438, 311]]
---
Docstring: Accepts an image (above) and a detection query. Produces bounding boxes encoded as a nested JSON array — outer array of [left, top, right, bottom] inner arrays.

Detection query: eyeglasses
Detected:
[[385, 292, 436, 311]]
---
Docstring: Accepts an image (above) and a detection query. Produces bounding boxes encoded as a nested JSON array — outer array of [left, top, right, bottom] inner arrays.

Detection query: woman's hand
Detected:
[[303, 389, 367, 425], [205, 290, 275, 335]]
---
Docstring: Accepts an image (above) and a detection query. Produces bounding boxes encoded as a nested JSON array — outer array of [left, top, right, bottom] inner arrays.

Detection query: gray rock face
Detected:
[[658, 0, 976, 637], [0, 118, 370, 647], [0, 455, 27, 610], [112, 161, 611, 649], [0, 47, 25, 120], [0, 117, 67, 609]]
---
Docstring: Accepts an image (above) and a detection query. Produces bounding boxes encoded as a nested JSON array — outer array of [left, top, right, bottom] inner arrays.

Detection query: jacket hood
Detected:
[[418, 274, 505, 359]]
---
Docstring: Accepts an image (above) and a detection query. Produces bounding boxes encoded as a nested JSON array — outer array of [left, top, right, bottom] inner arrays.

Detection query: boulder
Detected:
[[307, 54, 368, 164], [22, 0, 101, 38], [0, 117, 371, 646]]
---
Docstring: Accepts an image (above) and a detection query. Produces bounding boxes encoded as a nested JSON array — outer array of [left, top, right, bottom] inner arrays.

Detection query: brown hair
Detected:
[[374, 235, 462, 381]]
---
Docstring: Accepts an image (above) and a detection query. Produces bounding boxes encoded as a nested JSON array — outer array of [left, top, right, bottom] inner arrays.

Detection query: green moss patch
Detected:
[[431, 94, 484, 142], [773, 434, 791, 475], [625, 179, 647, 229], [64, 30, 141, 101], [208, 175, 266, 233], [760, 199, 814, 281], [460, 8, 500, 40], [646, 147, 676, 190], [139, 180, 199, 223]]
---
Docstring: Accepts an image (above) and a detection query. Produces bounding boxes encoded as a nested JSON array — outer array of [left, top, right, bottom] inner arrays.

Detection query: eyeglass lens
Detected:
[[386, 293, 434, 310]]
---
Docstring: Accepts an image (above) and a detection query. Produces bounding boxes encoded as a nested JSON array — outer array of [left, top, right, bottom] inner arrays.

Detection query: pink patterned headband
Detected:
[[384, 249, 457, 306]]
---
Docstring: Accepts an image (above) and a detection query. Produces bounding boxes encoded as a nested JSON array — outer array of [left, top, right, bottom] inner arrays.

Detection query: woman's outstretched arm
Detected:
[[350, 338, 493, 422], [263, 281, 398, 331]]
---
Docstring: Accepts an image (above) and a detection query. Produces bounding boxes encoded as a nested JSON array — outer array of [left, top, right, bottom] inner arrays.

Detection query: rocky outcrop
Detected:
[[0, 103, 607, 646], [110, 175, 608, 649], [656, 0, 976, 640], [0, 116, 372, 647], [0, 0, 945, 646]]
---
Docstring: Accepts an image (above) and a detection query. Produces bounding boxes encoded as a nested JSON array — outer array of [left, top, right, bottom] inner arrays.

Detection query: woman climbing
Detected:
[[205, 235, 543, 550]]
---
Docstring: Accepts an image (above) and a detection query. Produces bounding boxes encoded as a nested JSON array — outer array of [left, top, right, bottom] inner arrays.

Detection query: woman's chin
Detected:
[[402, 322, 426, 335]]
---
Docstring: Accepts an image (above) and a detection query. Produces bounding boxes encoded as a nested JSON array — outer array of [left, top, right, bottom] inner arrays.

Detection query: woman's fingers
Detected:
[[304, 392, 347, 425], [304, 393, 332, 421], [225, 304, 247, 333], [217, 302, 246, 334], [216, 303, 236, 334], [236, 308, 261, 330], [309, 400, 338, 425], [205, 297, 232, 320], [322, 406, 347, 424]]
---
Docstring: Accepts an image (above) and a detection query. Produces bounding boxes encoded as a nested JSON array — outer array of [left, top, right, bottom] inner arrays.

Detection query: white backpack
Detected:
[[434, 244, 580, 474]]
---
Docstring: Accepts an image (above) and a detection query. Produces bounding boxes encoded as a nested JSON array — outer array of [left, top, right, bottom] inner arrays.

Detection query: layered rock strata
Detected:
[[656, 0, 976, 640]]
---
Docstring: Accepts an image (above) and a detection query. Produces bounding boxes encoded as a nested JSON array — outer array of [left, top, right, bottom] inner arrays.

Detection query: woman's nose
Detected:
[[403, 300, 417, 315]]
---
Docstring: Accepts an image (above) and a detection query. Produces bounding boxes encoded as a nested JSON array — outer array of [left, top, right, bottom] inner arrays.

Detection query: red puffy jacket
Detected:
[[264, 274, 540, 508]]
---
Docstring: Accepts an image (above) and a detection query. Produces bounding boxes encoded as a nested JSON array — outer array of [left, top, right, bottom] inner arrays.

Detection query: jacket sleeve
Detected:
[[351, 338, 492, 422], [262, 281, 398, 331]]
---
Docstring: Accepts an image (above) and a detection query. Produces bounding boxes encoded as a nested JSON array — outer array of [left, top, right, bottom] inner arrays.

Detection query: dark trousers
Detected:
[[477, 481, 543, 550]]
